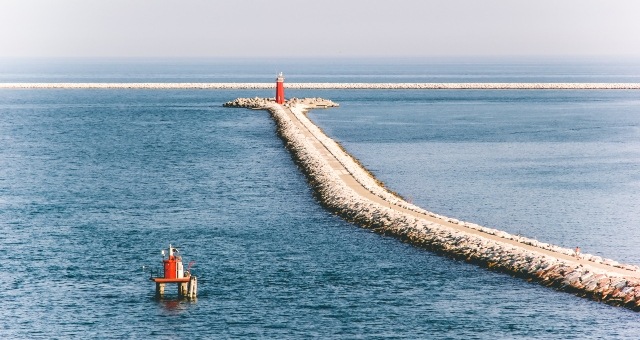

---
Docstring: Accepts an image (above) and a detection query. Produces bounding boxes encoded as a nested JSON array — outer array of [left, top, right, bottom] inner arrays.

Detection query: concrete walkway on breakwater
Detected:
[[3, 82, 640, 89], [224, 97, 640, 311]]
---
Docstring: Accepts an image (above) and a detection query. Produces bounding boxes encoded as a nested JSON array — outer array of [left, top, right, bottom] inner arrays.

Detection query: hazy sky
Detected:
[[2, 0, 639, 58]]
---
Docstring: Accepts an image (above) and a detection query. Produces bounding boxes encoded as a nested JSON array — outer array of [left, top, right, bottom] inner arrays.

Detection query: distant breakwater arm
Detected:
[[3, 83, 640, 89], [224, 96, 640, 311]]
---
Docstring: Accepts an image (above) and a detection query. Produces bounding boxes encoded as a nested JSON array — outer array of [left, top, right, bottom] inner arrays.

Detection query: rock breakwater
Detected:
[[225, 97, 640, 311], [223, 97, 339, 109], [4, 83, 640, 89]]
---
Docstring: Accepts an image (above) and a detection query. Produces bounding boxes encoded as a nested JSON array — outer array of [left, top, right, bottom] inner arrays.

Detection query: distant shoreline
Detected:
[[2, 83, 640, 89]]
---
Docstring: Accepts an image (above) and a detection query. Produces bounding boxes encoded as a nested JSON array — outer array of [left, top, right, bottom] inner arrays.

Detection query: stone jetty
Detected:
[[225, 97, 640, 311], [3, 82, 640, 89]]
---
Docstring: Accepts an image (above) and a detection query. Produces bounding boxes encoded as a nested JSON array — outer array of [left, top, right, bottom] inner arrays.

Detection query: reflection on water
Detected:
[[155, 297, 197, 314]]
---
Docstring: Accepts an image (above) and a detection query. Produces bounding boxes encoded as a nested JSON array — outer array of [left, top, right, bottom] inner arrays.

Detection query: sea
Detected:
[[1, 58, 640, 339]]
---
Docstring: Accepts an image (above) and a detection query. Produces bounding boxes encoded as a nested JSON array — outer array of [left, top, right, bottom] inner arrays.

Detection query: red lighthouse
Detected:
[[275, 72, 285, 104]]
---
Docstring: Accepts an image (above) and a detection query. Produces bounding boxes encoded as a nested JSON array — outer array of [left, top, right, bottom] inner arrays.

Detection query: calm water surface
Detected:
[[2, 60, 640, 338], [304, 89, 640, 264]]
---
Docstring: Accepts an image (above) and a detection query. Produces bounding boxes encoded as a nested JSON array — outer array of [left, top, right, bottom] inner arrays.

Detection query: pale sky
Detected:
[[1, 0, 639, 58]]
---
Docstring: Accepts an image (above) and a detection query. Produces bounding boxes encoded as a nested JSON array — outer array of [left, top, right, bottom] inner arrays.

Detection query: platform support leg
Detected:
[[188, 276, 197, 299], [179, 282, 188, 297], [156, 283, 165, 296]]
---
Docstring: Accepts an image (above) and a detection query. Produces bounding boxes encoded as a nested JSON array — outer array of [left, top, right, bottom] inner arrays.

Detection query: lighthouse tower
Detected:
[[275, 72, 285, 104]]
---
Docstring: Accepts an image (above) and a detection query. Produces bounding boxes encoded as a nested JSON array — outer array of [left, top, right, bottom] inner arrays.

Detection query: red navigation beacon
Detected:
[[151, 244, 197, 299], [162, 246, 179, 279], [275, 72, 285, 104]]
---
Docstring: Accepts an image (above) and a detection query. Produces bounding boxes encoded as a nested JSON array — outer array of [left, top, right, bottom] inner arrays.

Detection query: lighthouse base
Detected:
[[152, 276, 198, 299]]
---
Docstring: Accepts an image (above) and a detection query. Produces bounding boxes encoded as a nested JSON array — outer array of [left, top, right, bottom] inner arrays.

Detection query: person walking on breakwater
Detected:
[[575, 246, 581, 259]]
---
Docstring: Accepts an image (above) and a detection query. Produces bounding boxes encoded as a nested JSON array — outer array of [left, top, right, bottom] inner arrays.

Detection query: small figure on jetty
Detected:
[[575, 246, 581, 259]]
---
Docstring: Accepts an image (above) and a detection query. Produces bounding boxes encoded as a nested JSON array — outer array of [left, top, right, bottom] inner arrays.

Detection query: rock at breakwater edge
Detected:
[[223, 97, 339, 109], [224, 97, 640, 311]]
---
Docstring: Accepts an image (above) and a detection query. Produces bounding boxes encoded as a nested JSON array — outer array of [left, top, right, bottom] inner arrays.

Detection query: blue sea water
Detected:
[[1, 59, 640, 338], [304, 89, 640, 264], [2, 57, 640, 83]]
